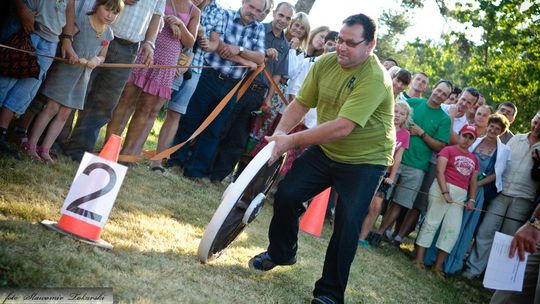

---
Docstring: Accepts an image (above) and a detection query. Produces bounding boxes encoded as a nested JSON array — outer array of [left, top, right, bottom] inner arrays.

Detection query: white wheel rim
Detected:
[[197, 142, 275, 263]]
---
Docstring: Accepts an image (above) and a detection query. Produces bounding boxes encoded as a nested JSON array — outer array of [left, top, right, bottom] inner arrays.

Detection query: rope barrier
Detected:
[[2, 44, 534, 224], [0, 43, 290, 163], [0, 43, 250, 69]]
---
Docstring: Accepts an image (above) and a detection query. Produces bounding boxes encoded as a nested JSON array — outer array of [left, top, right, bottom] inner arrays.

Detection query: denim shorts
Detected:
[[0, 33, 56, 114], [167, 71, 201, 114]]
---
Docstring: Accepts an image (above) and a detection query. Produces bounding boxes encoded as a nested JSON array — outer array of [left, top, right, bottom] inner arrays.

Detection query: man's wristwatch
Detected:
[[529, 216, 540, 230], [239, 46, 245, 54], [59, 33, 73, 42]]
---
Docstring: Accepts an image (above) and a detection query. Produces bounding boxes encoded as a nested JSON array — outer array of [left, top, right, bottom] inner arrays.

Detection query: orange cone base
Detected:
[[41, 219, 113, 250], [58, 214, 102, 240], [300, 187, 331, 237]]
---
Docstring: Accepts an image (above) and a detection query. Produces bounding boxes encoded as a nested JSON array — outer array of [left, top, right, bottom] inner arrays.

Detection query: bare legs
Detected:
[[149, 108, 181, 169], [0, 107, 15, 129], [359, 193, 384, 240], [396, 208, 421, 240], [107, 82, 169, 158], [376, 202, 403, 236], [121, 92, 167, 156], [106, 82, 141, 140], [414, 245, 448, 272], [27, 98, 72, 163]]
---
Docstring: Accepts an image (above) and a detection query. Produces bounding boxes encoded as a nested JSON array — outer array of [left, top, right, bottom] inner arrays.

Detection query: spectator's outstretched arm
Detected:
[[140, 14, 162, 66], [509, 203, 540, 261], [60, 0, 78, 63], [14, 0, 35, 33]]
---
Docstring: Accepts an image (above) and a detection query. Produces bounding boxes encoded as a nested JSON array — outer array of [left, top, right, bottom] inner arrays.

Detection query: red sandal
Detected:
[[22, 142, 42, 161], [37, 146, 55, 164]]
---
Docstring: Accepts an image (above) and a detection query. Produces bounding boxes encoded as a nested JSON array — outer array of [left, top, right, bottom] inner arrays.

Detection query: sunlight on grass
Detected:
[[0, 121, 494, 303]]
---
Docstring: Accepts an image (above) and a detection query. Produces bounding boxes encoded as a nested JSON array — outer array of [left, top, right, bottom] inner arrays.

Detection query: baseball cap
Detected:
[[460, 124, 478, 139]]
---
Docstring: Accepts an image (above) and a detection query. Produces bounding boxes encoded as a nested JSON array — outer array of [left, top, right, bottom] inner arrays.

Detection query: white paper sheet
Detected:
[[483, 232, 529, 291]]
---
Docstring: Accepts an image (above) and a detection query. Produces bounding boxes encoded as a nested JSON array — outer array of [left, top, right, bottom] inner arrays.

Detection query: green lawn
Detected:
[[0, 126, 492, 303]]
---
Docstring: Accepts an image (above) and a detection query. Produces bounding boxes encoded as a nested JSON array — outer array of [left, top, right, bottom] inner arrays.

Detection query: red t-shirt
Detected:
[[438, 145, 479, 190]]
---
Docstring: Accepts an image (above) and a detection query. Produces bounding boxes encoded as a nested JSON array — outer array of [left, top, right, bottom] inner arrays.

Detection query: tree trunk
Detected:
[[294, 0, 316, 14]]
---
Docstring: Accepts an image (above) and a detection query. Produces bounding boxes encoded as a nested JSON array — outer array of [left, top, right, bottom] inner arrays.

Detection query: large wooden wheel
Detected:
[[197, 142, 286, 263]]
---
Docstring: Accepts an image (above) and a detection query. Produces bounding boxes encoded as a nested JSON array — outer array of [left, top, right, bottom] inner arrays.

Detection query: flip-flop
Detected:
[[150, 166, 166, 174]]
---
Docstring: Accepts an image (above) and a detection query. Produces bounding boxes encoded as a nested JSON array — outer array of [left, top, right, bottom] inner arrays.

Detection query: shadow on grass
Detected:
[[0, 218, 315, 303], [1, 154, 494, 303]]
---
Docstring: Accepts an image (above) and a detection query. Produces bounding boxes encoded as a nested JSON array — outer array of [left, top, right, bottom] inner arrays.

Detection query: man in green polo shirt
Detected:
[[248, 13, 394, 304], [375, 80, 452, 245]]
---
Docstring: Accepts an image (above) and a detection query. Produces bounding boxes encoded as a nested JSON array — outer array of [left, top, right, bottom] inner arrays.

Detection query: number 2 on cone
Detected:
[[66, 162, 117, 222]]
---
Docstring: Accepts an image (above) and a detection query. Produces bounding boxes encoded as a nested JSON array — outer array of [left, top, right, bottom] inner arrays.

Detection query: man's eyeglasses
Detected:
[[335, 36, 365, 48]]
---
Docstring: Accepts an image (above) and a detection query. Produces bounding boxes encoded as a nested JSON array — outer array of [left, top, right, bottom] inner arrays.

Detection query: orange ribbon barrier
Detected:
[[0, 43, 291, 164]]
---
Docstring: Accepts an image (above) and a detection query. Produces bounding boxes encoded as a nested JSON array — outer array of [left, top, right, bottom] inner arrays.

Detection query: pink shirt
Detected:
[[395, 128, 410, 156], [438, 145, 479, 190]]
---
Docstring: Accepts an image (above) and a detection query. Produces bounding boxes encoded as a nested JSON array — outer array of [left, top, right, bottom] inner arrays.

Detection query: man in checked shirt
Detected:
[[167, 0, 266, 182]]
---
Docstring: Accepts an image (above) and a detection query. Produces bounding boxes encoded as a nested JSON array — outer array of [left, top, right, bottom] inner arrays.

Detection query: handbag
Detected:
[[0, 30, 41, 79]]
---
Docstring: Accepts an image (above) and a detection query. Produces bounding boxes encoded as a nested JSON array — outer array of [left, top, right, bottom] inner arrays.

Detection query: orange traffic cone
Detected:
[[98, 134, 122, 162], [42, 135, 125, 249], [300, 187, 331, 237]]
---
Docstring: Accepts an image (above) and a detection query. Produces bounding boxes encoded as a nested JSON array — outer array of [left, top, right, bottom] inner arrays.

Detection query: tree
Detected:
[[396, 0, 539, 132], [375, 9, 411, 62], [294, 0, 316, 14]]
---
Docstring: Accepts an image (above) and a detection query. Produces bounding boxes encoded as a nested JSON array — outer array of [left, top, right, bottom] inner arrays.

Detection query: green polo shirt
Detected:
[[402, 98, 451, 171], [296, 53, 394, 166]]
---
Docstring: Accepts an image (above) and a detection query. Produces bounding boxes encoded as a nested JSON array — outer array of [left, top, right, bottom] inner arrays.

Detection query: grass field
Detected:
[[0, 126, 493, 303]]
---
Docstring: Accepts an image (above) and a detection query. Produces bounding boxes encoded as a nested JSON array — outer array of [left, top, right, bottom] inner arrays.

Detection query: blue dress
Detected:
[[423, 148, 496, 274]]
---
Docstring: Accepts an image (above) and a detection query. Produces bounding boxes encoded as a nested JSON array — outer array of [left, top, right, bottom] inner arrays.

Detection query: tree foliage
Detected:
[[388, 0, 539, 132], [294, 0, 316, 14]]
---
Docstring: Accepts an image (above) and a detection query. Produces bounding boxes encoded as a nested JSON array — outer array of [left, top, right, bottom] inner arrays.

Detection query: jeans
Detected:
[[167, 68, 239, 178], [167, 71, 201, 115], [210, 85, 266, 181], [267, 146, 385, 303], [64, 38, 139, 161]]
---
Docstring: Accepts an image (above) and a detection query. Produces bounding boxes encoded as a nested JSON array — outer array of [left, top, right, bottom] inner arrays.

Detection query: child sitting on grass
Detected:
[[358, 101, 412, 248], [24, 0, 123, 163], [413, 124, 479, 277]]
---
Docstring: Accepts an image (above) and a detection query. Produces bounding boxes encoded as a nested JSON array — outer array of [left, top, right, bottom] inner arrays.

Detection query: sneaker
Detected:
[[8, 128, 28, 147], [369, 233, 383, 247], [383, 229, 393, 242], [248, 251, 296, 272], [0, 136, 21, 160], [358, 239, 370, 249], [461, 270, 477, 280], [311, 295, 336, 304]]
